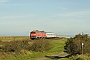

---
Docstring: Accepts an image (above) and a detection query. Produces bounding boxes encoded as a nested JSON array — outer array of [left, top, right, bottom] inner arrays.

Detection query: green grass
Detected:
[[47, 39, 66, 54], [0, 38, 67, 60]]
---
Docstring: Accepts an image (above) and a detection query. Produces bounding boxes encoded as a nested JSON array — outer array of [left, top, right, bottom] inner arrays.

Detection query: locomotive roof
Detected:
[[32, 30, 45, 33]]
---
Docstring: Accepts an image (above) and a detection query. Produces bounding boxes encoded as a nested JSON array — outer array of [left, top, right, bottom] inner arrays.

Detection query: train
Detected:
[[30, 30, 57, 40]]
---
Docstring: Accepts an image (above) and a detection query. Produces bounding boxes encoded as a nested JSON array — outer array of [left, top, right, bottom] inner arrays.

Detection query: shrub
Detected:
[[1, 40, 30, 53], [76, 58, 84, 60], [31, 40, 52, 52], [64, 33, 90, 55], [69, 54, 90, 60]]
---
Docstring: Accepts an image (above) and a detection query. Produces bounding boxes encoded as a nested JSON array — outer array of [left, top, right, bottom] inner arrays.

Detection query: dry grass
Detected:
[[0, 36, 30, 42]]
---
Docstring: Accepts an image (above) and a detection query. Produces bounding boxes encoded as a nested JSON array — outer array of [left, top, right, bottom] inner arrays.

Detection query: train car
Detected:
[[46, 32, 57, 39], [30, 30, 46, 40]]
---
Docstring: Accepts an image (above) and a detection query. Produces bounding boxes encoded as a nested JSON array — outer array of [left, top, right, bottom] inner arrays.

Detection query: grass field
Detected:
[[0, 36, 30, 42], [1, 36, 89, 60], [0, 36, 68, 60]]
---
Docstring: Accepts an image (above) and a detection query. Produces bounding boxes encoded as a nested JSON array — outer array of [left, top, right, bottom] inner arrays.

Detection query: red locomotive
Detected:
[[30, 30, 46, 40]]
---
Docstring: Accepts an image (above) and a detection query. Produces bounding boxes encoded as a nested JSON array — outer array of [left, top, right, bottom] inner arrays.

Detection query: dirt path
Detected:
[[37, 52, 69, 60]]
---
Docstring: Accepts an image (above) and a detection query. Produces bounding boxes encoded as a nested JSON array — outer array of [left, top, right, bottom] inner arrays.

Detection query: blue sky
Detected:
[[0, 0, 90, 36]]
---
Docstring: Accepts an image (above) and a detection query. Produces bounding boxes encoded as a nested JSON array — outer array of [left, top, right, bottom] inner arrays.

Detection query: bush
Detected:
[[76, 58, 84, 60], [69, 54, 90, 60], [64, 33, 90, 55], [1, 40, 30, 53], [31, 40, 52, 52]]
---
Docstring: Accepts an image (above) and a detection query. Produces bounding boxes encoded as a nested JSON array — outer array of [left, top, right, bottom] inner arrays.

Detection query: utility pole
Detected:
[[82, 43, 84, 55]]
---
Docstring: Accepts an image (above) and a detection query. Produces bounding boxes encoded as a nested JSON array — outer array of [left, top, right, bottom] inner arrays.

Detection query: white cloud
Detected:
[[58, 7, 66, 9], [0, 2, 35, 7], [55, 11, 90, 17], [0, 0, 8, 3], [0, 14, 34, 19], [6, 3, 34, 6], [41, 0, 46, 2], [41, 1, 42, 3]]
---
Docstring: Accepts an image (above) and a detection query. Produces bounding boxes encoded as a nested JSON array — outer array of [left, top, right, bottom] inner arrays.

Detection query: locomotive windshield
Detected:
[[31, 32, 36, 34]]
